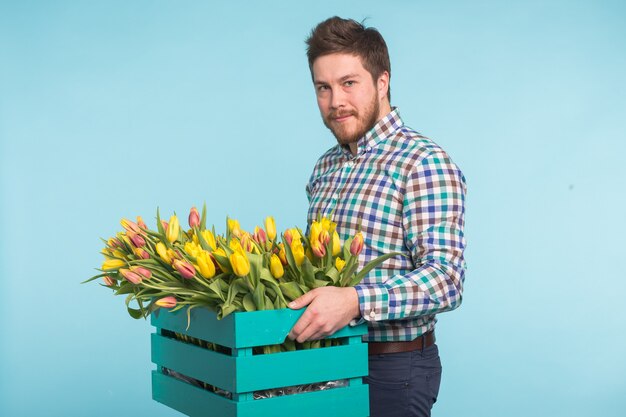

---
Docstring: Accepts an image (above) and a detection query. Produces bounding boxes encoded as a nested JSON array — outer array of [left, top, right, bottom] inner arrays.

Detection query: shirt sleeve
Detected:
[[354, 150, 467, 322]]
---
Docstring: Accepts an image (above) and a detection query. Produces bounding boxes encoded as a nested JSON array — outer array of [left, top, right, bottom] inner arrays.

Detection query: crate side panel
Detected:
[[237, 344, 369, 392], [152, 370, 237, 417], [238, 385, 370, 417], [151, 307, 236, 347], [233, 309, 368, 348], [151, 333, 236, 392]]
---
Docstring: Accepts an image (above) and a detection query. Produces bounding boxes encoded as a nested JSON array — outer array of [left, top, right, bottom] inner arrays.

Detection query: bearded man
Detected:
[[288, 16, 467, 417]]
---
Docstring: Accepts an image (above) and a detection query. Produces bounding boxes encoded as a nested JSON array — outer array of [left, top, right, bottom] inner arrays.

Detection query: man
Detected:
[[287, 16, 467, 417]]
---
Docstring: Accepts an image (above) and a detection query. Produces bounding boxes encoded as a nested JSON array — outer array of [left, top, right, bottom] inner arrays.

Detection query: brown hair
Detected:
[[306, 16, 391, 101]]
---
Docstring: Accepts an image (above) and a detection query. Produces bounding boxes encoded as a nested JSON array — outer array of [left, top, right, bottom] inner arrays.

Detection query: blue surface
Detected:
[[1, 1, 625, 416]]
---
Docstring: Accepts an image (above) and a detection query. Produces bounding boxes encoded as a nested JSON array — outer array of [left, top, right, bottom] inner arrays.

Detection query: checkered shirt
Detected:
[[306, 108, 467, 342]]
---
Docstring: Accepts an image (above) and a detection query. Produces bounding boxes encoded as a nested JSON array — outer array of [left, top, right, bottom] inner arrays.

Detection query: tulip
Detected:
[[188, 206, 200, 228], [156, 242, 172, 264], [319, 229, 331, 246], [230, 251, 250, 277], [121, 218, 141, 234], [156, 296, 177, 309], [335, 257, 346, 272], [321, 217, 332, 232], [227, 218, 241, 237], [265, 216, 276, 241], [102, 258, 125, 270], [277, 243, 287, 265], [134, 247, 150, 259], [310, 221, 322, 245], [311, 239, 326, 258], [240, 232, 254, 253], [269, 254, 284, 278], [253, 226, 267, 247], [161, 220, 169, 231], [103, 276, 116, 286], [136, 215, 147, 230], [291, 240, 305, 266], [195, 250, 216, 279], [173, 259, 196, 279], [120, 268, 142, 284], [332, 231, 341, 256], [229, 238, 244, 254], [166, 215, 180, 243], [212, 247, 231, 272], [128, 231, 146, 248], [130, 265, 152, 280], [184, 241, 202, 258], [350, 232, 364, 256], [108, 237, 123, 249]]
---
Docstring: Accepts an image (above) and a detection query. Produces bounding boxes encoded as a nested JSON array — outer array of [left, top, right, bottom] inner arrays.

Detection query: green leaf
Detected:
[[252, 282, 266, 310], [243, 293, 256, 311], [279, 281, 304, 301], [200, 203, 207, 230], [127, 307, 143, 319], [353, 251, 407, 284], [301, 257, 317, 289], [324, 266, 341, 284]]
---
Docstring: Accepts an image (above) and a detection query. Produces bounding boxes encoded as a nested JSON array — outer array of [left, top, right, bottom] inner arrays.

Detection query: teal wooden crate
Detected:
[[151, 307, 369, 417]]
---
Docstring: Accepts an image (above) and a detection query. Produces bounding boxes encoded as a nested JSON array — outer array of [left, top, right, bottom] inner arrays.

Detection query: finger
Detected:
[[288, 288, 317, 309], [288, 311, 312, 340]]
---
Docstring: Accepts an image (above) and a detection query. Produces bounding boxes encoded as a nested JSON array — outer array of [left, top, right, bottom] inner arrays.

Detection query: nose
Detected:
[[330, 88, 346, 109]]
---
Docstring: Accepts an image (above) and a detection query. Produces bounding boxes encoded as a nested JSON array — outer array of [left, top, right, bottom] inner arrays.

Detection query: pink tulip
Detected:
[[311, 240, 326, 258], [120, 268, 142, 284], [121, 218, 141, 234], [134, 247, 150, 259], [319, 230, 331, 246], [350, 232, 364, 256], [128, 231, 146, 248], [284, 229, 293, 246], [130, 265, 152, 279], [155, 296, 177, 309], [103, 276, 116, 286], [188, 206, 200, 228], [173, 259, 196, 279], [253, 226, 267, 246]]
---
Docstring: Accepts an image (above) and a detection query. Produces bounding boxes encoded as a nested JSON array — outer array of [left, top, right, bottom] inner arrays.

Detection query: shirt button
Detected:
[[369, 310, 376, 319]]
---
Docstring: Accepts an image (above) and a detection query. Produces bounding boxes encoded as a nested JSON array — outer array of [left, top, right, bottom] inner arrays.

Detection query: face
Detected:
[[312, 53, 389, 147]]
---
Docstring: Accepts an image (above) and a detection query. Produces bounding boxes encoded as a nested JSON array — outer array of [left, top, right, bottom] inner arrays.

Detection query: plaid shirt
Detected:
[[306, 108, 467, 342]]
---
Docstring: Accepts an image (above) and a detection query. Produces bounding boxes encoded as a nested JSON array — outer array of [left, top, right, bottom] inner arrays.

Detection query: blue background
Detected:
[[1, 1, 625, 416]]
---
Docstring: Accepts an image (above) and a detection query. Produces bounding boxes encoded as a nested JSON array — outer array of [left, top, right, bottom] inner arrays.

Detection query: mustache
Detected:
[[328, 109, 357, 119]]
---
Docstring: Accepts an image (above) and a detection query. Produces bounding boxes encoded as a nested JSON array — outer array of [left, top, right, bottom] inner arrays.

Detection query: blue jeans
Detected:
[[365, 344, 442, 417]]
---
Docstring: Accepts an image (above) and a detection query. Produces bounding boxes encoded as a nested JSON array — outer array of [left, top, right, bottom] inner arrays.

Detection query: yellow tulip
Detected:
[[202, 229, 217, 250], [310, 221, 322, 246], [291, 240, 305, 266], [156, 242, 172, 264], [102, 258, 125, 270], [265, 216, 276, 241], [230, 251, 250, 277], [184, 241, 202, 258], [229, 238, 244, 254], [227, 218, 241, 237], [166, 215, 180, 243], [335, 257, 346, 272], [332, 231, 341, 256], [278, 243, 287, 265], [269, 254, 284, 278], [195, 250, 216, 279], [321, 217, 332, 232]]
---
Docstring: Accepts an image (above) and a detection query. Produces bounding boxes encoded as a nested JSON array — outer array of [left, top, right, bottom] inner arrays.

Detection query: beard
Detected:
[[322, 94, 380, 147]]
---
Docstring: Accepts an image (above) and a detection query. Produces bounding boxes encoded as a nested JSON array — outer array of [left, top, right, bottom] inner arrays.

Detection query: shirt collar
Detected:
[[340, 107, 404, 158]]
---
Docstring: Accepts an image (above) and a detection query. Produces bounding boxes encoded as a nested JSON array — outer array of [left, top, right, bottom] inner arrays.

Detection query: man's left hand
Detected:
[[287, 286, 360, 343]]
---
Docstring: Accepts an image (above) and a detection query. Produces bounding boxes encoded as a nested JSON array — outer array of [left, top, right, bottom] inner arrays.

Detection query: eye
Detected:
[[343, 80, 355, 87], [317, 84, 330, 93]]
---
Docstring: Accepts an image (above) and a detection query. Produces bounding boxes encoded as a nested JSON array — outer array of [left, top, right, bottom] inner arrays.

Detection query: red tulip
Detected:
[[156, 296, 177, 309], [350, 232, 364, 256], [120, 268, 142, 284]]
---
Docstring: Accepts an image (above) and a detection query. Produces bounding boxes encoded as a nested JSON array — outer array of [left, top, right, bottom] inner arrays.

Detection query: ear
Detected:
[[377, 71, 390, 101]]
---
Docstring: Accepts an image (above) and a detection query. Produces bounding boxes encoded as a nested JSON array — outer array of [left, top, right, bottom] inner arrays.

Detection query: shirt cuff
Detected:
[[354, 283, 390, 322]]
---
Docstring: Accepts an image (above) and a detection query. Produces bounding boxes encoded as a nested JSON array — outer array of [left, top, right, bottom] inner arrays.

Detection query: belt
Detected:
[[368, 331, 436, 355]]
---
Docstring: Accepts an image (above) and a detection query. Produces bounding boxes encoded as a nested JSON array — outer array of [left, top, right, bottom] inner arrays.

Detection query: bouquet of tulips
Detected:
[[85, 204, 397, 322]]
